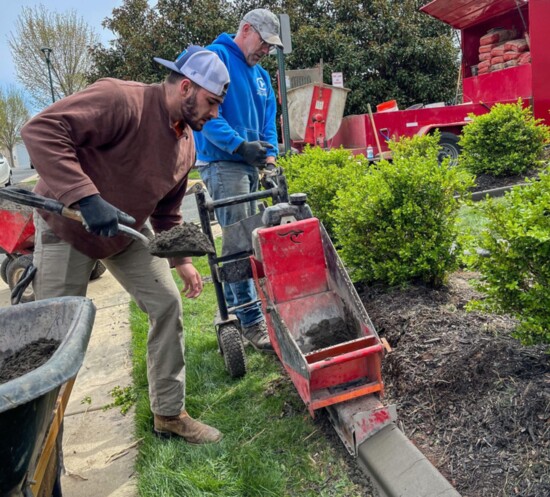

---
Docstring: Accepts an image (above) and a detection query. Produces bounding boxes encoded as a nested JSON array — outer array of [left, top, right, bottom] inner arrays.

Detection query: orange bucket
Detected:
[[376, 100, 398, 113]]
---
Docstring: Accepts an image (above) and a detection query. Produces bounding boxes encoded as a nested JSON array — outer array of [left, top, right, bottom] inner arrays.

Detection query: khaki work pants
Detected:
[[33, 213, 185, 416]]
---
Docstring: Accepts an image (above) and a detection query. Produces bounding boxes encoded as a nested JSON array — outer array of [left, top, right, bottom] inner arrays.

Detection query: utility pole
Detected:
[[40, 47, 55, 103], [277, 14, 292, 155]]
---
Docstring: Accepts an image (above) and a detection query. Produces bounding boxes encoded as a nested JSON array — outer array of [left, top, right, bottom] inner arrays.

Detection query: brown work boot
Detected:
[[242, 320, 275, 353], [153, 411, 222, 444]]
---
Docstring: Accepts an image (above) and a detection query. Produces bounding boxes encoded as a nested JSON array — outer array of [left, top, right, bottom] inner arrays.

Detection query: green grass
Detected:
[[456, 203, 490, 239], [129, 240, 364, 496], [188, 167, 201, 181], [458, 198, 504, 238]]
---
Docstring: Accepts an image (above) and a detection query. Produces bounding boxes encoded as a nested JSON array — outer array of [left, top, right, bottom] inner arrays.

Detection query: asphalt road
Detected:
[[11, 167, 37, 185]]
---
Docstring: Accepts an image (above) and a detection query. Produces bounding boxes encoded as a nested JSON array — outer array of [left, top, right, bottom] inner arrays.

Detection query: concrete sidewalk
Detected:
[[0, 272, 138, 497]]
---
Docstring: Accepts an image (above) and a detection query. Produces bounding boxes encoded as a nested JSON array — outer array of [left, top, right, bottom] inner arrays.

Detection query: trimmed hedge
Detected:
[[332, 133, 474, 287], [465, 166, 550, 346], [278, 146, 368, 237], [459, 100, 549, 177]]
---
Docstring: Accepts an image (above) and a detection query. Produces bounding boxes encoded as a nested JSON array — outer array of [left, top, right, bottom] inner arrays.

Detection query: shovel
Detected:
[[0, 187, 215, 258]]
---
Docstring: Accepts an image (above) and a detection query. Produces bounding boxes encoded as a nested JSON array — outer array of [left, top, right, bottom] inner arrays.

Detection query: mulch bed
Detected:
[[306, 168, 549, 495], [358, 272, 549, 497], [471, 170, 537, 193]]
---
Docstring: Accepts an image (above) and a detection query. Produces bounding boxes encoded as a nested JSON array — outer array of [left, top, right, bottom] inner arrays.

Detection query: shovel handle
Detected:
[[61, 206, 150, 244], [116, 225, 150, 244]]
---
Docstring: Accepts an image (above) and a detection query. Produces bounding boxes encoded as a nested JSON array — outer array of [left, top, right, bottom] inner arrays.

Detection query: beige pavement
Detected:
[[0, 271, 138, 497]]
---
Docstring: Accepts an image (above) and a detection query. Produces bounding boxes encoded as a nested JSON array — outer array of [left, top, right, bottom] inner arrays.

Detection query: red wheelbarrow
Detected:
[[0, 197, 37, 303]]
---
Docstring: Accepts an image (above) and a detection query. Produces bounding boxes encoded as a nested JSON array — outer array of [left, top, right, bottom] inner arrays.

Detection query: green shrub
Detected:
[[278, 146, 368, 236], [333, 133, 474, 286], [459, 99, 550, 177], [465, 166, 550, 346]]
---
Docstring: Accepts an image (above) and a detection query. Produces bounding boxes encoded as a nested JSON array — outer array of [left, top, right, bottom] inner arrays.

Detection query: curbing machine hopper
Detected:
[[250, 211, 385, 417], [287, 83, 350, 148]]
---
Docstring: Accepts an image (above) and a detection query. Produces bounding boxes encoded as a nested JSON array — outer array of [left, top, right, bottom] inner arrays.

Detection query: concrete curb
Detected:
[[358, 423, 461, 497], [469, 183, 527, 201]]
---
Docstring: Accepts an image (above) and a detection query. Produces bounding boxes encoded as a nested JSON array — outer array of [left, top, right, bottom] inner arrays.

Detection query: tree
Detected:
[[88, 0, 237, 84], [0, 87, 30, 167], [89, 0, 458, 115], [9, 5, 99, 109]]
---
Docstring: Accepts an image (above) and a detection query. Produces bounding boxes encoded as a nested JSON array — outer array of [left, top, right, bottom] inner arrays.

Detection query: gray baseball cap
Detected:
[[154, 45, 230, 97], [243, 9, 283, 48]]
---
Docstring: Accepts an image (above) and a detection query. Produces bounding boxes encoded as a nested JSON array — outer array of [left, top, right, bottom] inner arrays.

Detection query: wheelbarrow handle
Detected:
[[0, 187, 150, 245]]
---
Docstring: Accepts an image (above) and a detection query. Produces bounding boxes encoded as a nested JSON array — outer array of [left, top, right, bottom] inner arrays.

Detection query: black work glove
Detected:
[[236, 140, 274, 167], [78, 194, 136, 237]]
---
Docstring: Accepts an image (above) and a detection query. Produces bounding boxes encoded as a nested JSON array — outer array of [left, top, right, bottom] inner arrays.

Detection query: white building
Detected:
[[13, 141, 31, 169]]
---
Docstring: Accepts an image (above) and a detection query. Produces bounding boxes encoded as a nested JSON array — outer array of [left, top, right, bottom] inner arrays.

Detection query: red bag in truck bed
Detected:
[[478, 60, 491, 71], [518, 52, 531, 65], [491, 56, 504, 65], [490, 43, 507, 57], [503, 51, 520, 62], [503, 39, 529, 53], [480, 28, 516, 46], [479, 43, 499, 54], [479, 52, 491, 62]]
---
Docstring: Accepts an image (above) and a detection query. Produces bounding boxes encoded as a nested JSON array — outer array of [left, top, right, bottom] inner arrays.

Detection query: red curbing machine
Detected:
[[250, 197, 396, 454]]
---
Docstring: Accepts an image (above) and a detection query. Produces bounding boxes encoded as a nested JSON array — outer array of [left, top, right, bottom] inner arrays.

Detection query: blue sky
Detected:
[[0, 0, 126, 91]]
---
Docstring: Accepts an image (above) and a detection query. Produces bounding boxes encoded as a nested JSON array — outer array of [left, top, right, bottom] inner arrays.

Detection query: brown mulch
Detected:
[[471, 170, 537, 193], [359, 272, 549, 497]]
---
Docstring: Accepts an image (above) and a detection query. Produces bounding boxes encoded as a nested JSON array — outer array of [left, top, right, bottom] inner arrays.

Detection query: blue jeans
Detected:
[[197, 160, 264, 328]]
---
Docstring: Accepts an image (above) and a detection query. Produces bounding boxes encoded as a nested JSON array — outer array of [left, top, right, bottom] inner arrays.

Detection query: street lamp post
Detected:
[[40, 47, 55, 103]]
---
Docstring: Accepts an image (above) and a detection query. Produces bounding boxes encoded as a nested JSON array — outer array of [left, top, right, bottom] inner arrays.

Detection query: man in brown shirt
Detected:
[[21, 46, 230, 444]]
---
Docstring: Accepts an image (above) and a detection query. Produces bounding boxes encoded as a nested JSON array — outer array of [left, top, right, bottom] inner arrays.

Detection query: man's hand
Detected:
[[78, 194, 135, 237], [175, 262, 203, 298], [236, 140, 274, 167]]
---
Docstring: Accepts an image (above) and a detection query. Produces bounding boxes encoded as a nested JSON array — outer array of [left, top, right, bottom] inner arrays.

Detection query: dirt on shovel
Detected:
[[148, 221, 215, 258]]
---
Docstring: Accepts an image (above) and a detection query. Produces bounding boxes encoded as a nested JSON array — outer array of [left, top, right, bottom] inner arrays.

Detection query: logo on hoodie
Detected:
[[256, 77, 267, 97]]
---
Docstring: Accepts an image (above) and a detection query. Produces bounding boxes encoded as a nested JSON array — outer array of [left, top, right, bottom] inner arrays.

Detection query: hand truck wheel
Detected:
[[217, 323, 247, 378]]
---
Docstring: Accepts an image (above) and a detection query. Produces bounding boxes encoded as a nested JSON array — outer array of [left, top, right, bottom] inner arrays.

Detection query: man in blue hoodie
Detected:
[[194, 9, 282, 353]]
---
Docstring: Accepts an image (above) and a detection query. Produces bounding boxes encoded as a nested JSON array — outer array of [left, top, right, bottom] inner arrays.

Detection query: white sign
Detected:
[[332, 72, 344, 88], [278, 14, 292, 54]]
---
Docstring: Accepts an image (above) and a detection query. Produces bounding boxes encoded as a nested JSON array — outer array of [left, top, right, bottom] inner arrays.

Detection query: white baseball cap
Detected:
[[154, 45, 230, 97]]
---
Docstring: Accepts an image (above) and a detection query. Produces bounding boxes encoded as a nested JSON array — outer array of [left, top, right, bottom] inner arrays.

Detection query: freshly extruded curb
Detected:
[[357, 423, 461, 497]]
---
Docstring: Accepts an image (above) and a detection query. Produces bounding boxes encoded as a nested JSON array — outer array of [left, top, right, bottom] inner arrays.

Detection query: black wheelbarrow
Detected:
[[0, 297, 96, 497]]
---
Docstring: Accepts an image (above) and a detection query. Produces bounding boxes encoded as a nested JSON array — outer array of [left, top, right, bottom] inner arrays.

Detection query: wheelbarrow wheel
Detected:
[[218, 324, 247, 378], [1, 256, 11, 284], [90, 261, 107, 280], [7, 254, 35, 303]]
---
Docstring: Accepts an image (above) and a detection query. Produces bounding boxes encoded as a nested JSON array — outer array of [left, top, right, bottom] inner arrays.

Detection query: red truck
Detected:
[[326, 0, 550, 161]]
